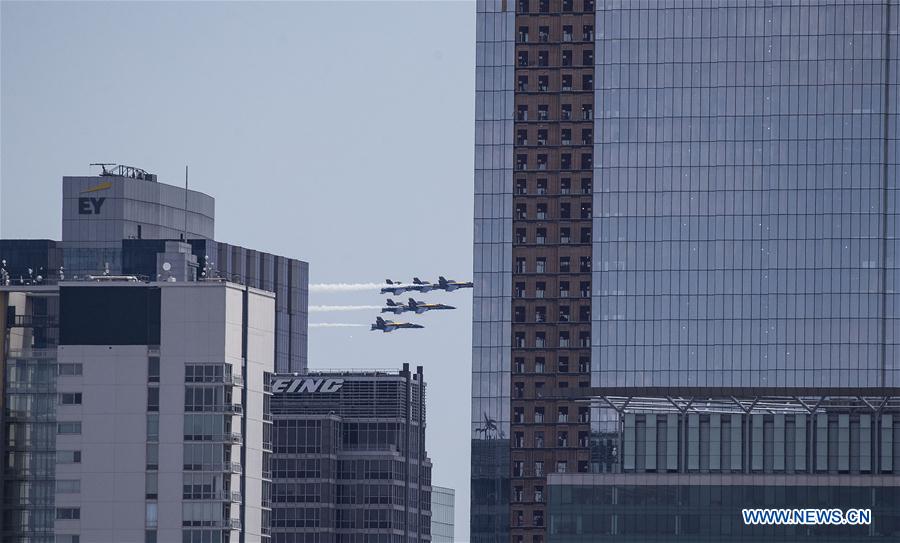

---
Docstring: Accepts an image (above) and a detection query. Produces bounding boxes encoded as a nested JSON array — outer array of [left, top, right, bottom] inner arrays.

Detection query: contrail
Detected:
[[309, 305, 382, 312], [309, 282, 385, 292], [309, 323, 369, 328]]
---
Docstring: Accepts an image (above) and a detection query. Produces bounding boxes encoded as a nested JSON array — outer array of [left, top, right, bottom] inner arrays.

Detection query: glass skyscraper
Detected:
[[471, 0, 899, 541]]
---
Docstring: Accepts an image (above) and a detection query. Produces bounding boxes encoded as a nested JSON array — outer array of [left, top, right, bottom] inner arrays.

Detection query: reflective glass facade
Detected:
[[472, 1, 515, 541], [591, 0, 899, 388]]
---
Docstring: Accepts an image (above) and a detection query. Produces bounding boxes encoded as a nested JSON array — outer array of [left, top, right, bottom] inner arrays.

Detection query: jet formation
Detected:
[[371, 276, 472, 332]]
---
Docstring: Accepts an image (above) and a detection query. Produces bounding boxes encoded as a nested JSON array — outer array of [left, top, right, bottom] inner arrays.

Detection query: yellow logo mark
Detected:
[[81, 181, 112, 194]]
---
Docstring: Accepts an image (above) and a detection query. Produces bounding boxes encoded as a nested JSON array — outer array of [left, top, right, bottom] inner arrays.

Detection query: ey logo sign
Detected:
[[78, 181, 112, 215]]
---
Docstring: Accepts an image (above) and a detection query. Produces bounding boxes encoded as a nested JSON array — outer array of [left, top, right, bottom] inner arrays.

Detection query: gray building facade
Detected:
[[471, 0, 900, 541], [2, 280, 275, 543], [270, 366, 432, 543], [430, 486, 455, 543]]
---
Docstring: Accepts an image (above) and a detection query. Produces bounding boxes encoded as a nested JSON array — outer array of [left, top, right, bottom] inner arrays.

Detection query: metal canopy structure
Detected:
[[583, 394, 900, 415]]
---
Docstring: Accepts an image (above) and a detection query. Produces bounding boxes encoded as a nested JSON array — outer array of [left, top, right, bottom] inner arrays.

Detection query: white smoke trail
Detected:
[[309, 305, 382, 312], [309, 282, 386, 292], [309, 323, 369, 328]]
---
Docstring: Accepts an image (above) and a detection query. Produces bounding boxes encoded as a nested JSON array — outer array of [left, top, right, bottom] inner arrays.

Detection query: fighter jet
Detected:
[[370, 316, 424, 333], [381, 279, 415, 296], [409, 277, 438, 293], [436, 276, 474, 292], [382, 298, 456, 315]]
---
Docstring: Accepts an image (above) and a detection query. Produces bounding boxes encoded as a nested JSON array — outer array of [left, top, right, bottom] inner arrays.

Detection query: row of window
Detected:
[[518, 0, 595, 15], [514, 330, 592, 349], [516, 177, 592, 195], [513, 381, 592, 398], [514, 430, 591, 449], [513, 459, 589, 477], [515, 201, 592, 220], [516, 281, 591, 299], [514, 356, 591, 374], [518, 23, 596, 45], [517, 49, 594, 68], [515, 256, 593, 274], [517, 127, 593, 145], [514, 406, 591, 424], [515, 304, 591, 322], [517, 226, 592, 245], [516, 104, 594, 122]]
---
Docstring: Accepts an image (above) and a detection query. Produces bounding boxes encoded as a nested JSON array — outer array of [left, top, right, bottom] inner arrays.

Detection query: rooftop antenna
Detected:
[[183, 165, 189, 241]]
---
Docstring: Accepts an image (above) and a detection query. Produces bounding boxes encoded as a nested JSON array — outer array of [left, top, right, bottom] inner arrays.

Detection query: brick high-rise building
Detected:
[[472, 0, 899, 541]]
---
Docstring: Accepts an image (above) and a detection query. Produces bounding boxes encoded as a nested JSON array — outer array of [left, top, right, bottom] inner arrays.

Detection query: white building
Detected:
[[15, 280, 274, 543]]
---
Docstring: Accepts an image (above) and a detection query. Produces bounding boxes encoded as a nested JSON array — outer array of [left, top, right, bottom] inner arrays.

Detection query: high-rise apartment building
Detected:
[[2, 280, 274, 543], [269, 366, 432, 543], [472, 0, 899, 541]]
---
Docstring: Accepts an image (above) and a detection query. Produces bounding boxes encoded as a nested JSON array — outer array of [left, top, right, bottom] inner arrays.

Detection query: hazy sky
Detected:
[[2, 1, 475, 537]]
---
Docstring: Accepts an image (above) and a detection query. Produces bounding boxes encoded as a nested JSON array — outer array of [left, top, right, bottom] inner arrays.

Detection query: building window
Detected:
[[535, 461, 544, 476], [515, 228, 527, 244], [561, 153, 572, 170], [557, 461, 568, 473], [537, 129, 548, 146], [534, 407, 545, 423], [560, 281, 570, 297], [516, 203, 527, 219], [536, 228, 546, 244], [582, 74, 593, 91], [562, 50, 572, 67], [559, 306, 570, 322], [562, 0, 573, 11], [559, 257, 571, 273], [561, 127, 572, 144], [563, 25, 573, 42], [518, 51, 529, 67], [518, 26, 529, 42], [56, 479, 81, 493], [59, 393, 82, 405], [538, 50, 548, 67], [559, 357, 570, 373], [580, 153, 593, 170], [535, 333, 546, 348], [145, 472, 158, 499], [581, 129, 593, 144], [516, 179, 527, 195], [146, 503, 158, 528], [535, 357, 545, 373], [533, 510, 545, 527], [514, 461, 525, 477], [578, 356, 590, 373], [535, 431, 545, 448], [537, 106, 549, 121], [560, 178, 571, 194], [536, 258, 546, 273], [514, 486, 524, 502], [579, 256, 592, 272], [148, 357, 160, 383], [583, 25, 594, 41], [535, 282, 546, 298], [56, 508, 81, 520], [558, 407, 569, 423], [515, 306, 526, 323], [538, 76, 549, 91], [582, 49, 594, 66], [539, 0, 549, 12], [560, 202, 571, 218], [147, 444, 159, 470], [580, 178, 592, 194], [57, 422, 81, 435], [559, 332, 570, 348], [516, 258, 526, 273], [515, 282, 526, 297], [57, 450, 81, 463], [580, 227, 592, 244], [515, 333, 526, 348], [538, 26, 549, 42], [514, 432, 525, 448], [514, 406, 525, 422], [517, 0, 529, 13], [580, 281, 591, 297], [536, 203, 548, 219], [536, 179, 547, 194], [560, 228, 571, 244], [147, 387, 159, 412], [517, 128, 528, 145], [58, 363, 83, 376], [561, 104, 572, 120], [535, 486, 545, 503]]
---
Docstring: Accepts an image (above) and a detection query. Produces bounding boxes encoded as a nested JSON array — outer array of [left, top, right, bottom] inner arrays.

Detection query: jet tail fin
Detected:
[[385, 299, 395, 306], [408, 298, 417, 307]]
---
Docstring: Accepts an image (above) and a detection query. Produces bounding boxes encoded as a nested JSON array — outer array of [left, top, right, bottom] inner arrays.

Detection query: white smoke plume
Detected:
[[309, 282, 386, 292], [308, 323, 369, 328], [309, 305, 382, 312]]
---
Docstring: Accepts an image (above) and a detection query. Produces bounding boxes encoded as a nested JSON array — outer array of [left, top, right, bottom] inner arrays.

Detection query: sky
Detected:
[[1, 1, 476, 538]]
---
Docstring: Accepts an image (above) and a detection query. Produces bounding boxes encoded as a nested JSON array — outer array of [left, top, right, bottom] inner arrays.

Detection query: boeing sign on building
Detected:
[[270, 377, 344, 394]]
